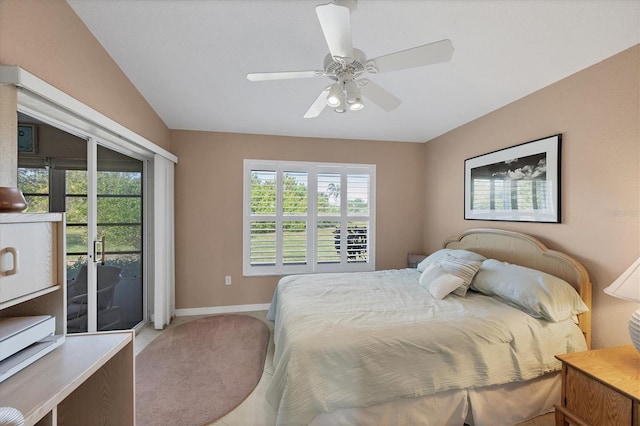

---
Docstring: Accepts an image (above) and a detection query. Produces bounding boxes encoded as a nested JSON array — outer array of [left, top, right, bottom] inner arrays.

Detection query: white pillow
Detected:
[[472, 259, 589, 322], [419, 263, 464, 300], [416, 249, 486, 272]]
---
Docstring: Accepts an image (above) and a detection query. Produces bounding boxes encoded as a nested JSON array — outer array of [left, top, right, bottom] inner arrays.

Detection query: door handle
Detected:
[[100, 235, 105, 265], [1, 247, 19, 276], [93, 236, 105, 265]]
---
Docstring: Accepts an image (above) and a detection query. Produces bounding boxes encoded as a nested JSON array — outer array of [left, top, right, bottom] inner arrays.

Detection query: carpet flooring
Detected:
[[136, 314, 270, 426]]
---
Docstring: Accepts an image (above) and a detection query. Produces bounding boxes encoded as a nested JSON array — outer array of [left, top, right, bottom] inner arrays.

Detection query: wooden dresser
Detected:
[[555, 345, 640, 426], [0, 213, 134, 425]]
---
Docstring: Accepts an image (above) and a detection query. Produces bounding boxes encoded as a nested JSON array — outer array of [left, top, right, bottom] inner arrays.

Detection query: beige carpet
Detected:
[[136, 314, 270, 426]]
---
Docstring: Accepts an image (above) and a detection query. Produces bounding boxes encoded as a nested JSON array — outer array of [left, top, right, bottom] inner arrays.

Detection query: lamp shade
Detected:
[[604, 257, 640, 352], [604, 257, 640, 302]]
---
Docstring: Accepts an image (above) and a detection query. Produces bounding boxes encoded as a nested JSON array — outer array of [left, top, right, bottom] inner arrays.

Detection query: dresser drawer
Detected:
[[0, 221, 58, 303], [566, 365, 633, 425]]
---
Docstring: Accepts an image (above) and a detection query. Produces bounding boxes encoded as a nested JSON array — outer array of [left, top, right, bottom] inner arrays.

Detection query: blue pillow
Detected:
[[472, 259, 589, 322]]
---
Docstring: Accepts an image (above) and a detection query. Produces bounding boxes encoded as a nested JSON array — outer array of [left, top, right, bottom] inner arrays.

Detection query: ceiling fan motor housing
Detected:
[[324, 48, 367, 83]]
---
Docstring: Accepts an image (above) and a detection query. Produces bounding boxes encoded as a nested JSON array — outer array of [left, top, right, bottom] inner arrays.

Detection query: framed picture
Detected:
[[17, 124, 37, 154], [464, 134, 561, 223]]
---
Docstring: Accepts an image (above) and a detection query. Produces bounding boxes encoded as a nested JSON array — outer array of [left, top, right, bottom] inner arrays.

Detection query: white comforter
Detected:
[[266, 269, 587, 425]]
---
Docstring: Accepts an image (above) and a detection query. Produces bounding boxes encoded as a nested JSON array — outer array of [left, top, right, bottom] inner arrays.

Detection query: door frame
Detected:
[[16, 111, 150, 332], [87, 138, 149, 332], [4, 65, 176, 332]]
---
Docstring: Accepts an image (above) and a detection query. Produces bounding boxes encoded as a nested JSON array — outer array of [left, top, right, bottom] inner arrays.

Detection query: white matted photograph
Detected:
[[465, 134, 561, 223]]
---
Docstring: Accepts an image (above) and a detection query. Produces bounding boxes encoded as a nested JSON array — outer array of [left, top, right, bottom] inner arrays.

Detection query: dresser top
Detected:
[[0, 212, 63, 224]]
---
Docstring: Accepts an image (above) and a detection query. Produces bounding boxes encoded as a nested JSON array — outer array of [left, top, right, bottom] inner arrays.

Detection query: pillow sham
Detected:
[[471, 259, 589, 322], [416, 249, 487, 272], [419, 263, 464, 300], [437, 253, 483, 297]]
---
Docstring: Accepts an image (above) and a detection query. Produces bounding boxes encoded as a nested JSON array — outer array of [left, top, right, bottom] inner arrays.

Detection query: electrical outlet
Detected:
[[225, 276, 232, 286]]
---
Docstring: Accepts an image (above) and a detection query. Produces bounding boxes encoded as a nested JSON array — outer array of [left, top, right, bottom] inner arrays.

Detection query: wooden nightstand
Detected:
[[555, 345, 640, 426]]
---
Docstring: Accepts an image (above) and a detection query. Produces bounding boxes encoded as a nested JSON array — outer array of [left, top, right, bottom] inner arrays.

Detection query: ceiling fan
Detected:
[[246, 0, 454, 118]]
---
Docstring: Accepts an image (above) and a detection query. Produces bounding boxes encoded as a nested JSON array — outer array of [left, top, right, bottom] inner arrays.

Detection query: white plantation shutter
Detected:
[[243, 160, 375, 276], [249, 169, 277, 266], [346, 173, 370, 264]]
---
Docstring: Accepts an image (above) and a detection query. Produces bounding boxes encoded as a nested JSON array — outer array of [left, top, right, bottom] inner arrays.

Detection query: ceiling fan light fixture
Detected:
[[326, 83, 343, 107], [345, 79, 363, 110], [349, 99, 364, 111], [344, 80, 359, 103]]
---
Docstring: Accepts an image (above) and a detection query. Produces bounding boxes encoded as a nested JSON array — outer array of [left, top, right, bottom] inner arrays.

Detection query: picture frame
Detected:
[[17, 124, 37, 155], [464, 134, 561, 223]]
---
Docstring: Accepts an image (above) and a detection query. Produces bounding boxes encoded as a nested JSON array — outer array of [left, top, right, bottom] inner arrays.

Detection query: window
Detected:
[[17, 167, 49, 212], [243, 160, 375, 276]]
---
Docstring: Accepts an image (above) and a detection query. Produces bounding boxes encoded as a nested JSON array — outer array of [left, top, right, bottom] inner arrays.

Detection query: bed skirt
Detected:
[[307, 372, 560, 426]]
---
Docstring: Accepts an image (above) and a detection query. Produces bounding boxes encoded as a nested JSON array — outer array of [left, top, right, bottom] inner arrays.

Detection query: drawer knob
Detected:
[[1, 247, 19, 276]]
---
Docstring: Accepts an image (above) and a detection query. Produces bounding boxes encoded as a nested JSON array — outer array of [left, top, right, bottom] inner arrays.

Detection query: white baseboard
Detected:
[[174, 303, 271, 317]]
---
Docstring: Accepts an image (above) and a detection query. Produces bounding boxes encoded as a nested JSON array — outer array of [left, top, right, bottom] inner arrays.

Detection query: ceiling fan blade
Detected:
[[247, 70, 325, 81], [367, 39, 454, 74], [359, 79, 401, 112], [304, 87, 330, 118], [316, 3, 354, 60]]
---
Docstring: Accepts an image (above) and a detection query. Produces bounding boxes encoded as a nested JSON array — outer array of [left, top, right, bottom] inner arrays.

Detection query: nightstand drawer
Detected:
[[566, 365, 633, 425]]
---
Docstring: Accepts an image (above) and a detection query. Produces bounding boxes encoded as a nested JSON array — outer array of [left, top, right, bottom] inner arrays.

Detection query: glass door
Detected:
[[18, 114, 146, 334], [94, 145, 144, 332]]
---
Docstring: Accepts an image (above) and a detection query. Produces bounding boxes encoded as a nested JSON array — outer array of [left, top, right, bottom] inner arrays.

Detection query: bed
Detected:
[[266, 228, 592, 426]]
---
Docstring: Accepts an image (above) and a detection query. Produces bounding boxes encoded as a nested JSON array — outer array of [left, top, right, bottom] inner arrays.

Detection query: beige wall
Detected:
[[171, 131, 425, 309], [423, 45, 640, 349], [0, 0, 170, 149]]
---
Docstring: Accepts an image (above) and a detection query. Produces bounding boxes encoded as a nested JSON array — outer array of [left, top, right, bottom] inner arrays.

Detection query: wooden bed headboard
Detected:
[[444, 228, 592, 349]]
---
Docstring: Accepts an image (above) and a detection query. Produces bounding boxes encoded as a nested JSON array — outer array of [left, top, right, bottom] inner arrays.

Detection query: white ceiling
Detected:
[[67, 0, 639, 143]]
